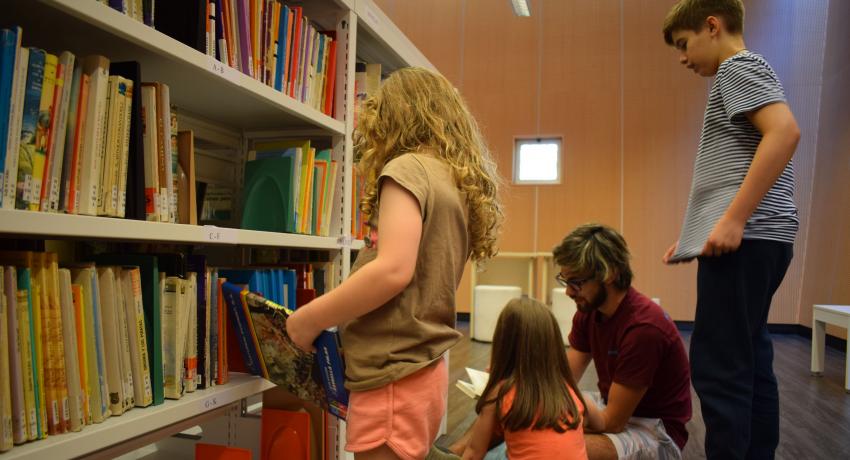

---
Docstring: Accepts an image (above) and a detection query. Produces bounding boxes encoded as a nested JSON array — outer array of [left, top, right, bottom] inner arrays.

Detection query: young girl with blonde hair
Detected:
[[287, 66, 503, 460], [462, 298, 603, 460]]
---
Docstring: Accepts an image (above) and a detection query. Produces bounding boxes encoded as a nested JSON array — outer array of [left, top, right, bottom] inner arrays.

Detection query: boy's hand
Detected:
[[662, 241, 682, 264], [702, 216, 744, 257], [286, 306, 320, 353]]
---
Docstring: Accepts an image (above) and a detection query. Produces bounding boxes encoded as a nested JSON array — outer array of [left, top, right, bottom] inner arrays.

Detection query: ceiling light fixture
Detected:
[[510, 0, 531, 17]]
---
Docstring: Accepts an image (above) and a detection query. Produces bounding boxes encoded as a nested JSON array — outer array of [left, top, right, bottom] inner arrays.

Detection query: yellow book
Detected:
[[29, 54, 58, 210], [70, 284, 90, 425], [44, 253, 70, 434], [299, 148, 315, 234]]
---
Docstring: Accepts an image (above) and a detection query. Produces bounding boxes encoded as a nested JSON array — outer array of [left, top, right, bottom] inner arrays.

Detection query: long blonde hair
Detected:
[[355, 67, 503, 261]]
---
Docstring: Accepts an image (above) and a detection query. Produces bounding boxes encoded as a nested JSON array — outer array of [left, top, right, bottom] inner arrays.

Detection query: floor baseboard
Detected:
[[673, 320, 847, 352]]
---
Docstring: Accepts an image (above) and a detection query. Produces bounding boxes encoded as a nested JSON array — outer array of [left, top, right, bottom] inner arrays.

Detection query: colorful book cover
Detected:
[[223, 283, 347, 418]]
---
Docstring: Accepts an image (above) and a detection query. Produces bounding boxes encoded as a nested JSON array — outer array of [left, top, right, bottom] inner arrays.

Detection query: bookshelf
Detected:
[[1, 374, 275, 460], [2, 0, 434, 458]]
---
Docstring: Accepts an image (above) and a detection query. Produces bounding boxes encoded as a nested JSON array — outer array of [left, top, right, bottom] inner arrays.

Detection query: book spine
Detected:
[[14, 285, 37, 441], [0, 266, 12, 451], [3, 41, 26, 210], [221, 282, 262, 375], [16, 49, 45, 210], [4, 267, 26, 444], [58, 269, 83, 432]]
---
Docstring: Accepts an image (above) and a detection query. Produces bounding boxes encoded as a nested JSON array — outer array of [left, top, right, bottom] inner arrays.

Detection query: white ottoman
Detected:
[[551, 288, 577, 344], [472, 285, 522, 342]]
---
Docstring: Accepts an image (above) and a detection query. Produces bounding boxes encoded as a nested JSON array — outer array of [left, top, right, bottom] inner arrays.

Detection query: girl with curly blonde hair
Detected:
[[288, 67, 503, 460]]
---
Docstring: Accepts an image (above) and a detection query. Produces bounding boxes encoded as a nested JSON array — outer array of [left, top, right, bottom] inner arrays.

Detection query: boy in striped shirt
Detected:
[[662, 1, 800, 458]]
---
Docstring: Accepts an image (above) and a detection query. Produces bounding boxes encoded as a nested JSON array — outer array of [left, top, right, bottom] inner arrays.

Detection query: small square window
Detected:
[[513, 138, 562, 184]]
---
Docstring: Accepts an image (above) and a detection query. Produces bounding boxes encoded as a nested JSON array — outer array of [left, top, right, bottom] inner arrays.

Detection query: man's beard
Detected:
[[576, 286, 607, 314]]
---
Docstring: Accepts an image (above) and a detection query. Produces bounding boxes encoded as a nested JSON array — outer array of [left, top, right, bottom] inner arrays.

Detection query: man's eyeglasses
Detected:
[[555, 273, 590, 291]]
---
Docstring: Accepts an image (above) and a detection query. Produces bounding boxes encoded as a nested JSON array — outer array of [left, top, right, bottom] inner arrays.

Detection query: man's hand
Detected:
[[701, 215, 744, 257], [286, 306, 321, 353]]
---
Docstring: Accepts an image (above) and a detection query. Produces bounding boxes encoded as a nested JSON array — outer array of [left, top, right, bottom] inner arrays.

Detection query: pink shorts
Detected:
[[345, 358, 448, 460]]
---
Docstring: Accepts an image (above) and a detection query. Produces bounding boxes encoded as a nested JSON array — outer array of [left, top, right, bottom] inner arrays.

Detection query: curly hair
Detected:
[[355, 67, 503, 261]]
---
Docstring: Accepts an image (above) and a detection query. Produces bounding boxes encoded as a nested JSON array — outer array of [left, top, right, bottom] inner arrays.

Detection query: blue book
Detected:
[[221, 282, 263, 376], [0, 28, 19, 199], [209, 269, 219, 384], [85, 267, 110, 419], [239, 289, 348, 419], [16, 48, 44, 209], [274, 4, 289, 92]]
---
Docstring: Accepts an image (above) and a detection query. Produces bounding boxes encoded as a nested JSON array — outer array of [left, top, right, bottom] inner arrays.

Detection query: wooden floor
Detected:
[[440, 322, 850, 459]]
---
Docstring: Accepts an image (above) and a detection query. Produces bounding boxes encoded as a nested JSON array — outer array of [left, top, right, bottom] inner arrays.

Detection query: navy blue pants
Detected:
[[691, 239, 793, 460]]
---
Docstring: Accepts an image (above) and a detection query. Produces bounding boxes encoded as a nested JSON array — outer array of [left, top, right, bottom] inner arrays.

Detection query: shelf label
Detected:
[[207, 57, 240, 84], [364, 6, 380, 28], [203, 225, 237, 244], [202, 396, 220, 410]]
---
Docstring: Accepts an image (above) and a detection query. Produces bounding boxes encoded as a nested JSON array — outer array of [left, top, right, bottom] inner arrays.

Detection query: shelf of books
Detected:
[[9, 0, 345, 134], [0, 210, 340, 249], [2, 373, 275, 460], [0, 0, 439, 458]]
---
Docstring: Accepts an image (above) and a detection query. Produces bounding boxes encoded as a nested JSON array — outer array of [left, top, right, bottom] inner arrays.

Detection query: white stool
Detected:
[[551, 288, 577, 344], [472, 285, 522, 342], [811, 304, 850, 392]]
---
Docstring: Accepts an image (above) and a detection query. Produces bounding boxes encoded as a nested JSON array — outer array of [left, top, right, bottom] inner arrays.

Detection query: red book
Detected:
[[322, 39, 337, 116], [195, 443, 252, 460], [261, 408, 310, 460]]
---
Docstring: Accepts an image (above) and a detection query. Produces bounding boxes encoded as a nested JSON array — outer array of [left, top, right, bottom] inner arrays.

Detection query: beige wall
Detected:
[[796, 0, 850, 338], [375, 0, 849, 327]]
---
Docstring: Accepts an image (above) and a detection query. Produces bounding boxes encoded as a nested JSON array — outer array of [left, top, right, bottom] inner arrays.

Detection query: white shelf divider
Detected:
[[353, 0, 436, 72], [2, 374, 275, 460], [0, 210, 340, 249]]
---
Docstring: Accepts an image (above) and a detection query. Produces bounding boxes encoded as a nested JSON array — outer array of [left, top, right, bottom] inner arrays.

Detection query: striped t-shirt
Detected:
[[671, 51, 798, 261]]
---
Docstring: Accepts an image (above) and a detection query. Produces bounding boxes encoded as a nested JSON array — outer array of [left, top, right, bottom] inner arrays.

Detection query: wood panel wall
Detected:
[[797, 0, 850, 338], [373, 0, 849, 324]]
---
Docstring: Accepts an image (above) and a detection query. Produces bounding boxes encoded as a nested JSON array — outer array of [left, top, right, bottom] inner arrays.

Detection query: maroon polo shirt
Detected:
[[568, 287, 692, 450]]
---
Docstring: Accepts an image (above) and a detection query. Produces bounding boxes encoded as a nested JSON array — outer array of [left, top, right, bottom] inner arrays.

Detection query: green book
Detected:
[[241, 157, 294, 233], [93, 254, 163, 406]]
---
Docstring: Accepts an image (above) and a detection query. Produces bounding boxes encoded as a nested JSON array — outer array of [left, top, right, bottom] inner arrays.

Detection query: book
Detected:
[[57, 269, 83, 432], [261, 408, 310, 460], [0, 266, 12, 451], [3, 39, 26, 210], [3, 267, 26, 444], [93, 254, 163, 405], [455, 367, 490, 400], [97, 267, 128, 415], [70, 265, 109, 423], [119, 267, 153, 407], [221, 282, 348, 419], [14, 273, 38, 441], [16, 48, 45, 210], [194, 442, 251, 460], [78, 55, 110, 216]]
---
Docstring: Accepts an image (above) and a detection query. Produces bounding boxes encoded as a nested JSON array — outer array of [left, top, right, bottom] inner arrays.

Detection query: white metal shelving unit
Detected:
[[3, 0, 434, 458]]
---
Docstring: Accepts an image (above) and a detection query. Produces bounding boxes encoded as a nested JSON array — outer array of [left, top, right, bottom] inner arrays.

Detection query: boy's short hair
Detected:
[[663, 0, 745, 45], [552, 223, 633, 290]]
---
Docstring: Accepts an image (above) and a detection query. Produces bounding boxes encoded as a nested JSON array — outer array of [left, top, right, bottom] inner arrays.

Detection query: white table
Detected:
[[811, 304, 850, 392]]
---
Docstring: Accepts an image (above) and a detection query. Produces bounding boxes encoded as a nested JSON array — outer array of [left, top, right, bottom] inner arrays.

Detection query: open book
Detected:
[[222, 282, 348, 419], [455, 367, 490, 399]]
